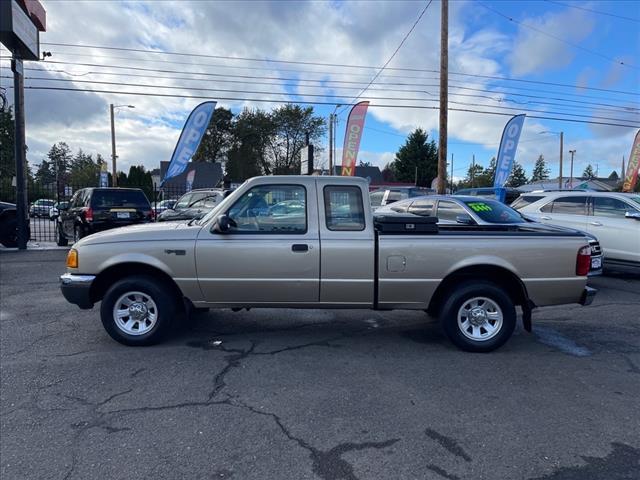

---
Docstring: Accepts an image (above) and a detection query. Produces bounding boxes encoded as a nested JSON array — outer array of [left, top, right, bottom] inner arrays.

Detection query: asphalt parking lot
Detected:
[[1, 249, 639, 480]]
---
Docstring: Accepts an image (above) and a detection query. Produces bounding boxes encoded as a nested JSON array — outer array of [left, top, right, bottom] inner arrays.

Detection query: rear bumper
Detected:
[[579, 286, 597, 306], [60, 273, 95, 309]]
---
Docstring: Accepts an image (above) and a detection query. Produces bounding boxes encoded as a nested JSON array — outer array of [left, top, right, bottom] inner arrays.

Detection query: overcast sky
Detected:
[[1, 0, 638, 181]]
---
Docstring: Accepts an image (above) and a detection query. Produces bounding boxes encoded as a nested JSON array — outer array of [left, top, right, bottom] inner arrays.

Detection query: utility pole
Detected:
[[110, 103, 117, 186], [558, 131, 564, 189], [471, 154, 475, 188], [12, 57, 28, 249], [569, 149, 576, 189], [450, 153, 454, 193], [328, 113, 333, 174], [437, 0, 448, 194]]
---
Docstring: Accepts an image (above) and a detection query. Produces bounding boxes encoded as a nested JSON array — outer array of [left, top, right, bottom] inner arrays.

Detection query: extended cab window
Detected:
[[541, 196, 587, 215], [227, 185, 306, 233], [324, 186, 365, 231]]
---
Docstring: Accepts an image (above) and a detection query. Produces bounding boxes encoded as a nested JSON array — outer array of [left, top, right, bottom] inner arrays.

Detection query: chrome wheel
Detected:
[[457, 297, 503, 342], [112, 291, 158, 336]]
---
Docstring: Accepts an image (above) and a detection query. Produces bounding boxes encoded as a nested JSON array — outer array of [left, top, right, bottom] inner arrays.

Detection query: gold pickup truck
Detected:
[[60, 176, 596, 352]]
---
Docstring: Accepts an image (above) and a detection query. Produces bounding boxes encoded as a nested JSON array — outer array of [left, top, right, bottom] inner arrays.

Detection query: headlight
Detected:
[[66, 249, 78, 268]]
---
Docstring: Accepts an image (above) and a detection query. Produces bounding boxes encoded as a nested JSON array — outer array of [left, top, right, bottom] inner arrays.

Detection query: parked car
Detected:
[[56, 187, 154, 246], [29, 198, 56, 218], [60, 175, 596, 352], [49, 201, 69, 220], [454, 187, 522, 204], [376, 195, 603, 275], [0, 202, 30, 248], [157, 188, 224, 222], [515, 191, 640, 268], [153, 199, 177, 216], [370, 187, 434, 210]]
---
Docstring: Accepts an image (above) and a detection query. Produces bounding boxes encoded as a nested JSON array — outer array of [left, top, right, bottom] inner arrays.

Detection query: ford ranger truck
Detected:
[[60, 176, 596, 352]]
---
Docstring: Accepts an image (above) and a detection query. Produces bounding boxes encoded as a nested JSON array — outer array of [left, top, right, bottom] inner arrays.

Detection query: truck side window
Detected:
[[227, 185, 306, 234], [324, 186, 365, 231]]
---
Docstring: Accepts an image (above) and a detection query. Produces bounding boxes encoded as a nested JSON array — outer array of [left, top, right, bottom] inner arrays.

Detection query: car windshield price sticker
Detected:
[[468, 202, 492, 212]]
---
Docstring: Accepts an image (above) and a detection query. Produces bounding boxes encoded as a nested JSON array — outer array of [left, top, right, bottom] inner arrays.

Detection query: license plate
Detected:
[[116, 212, 130, 219], [591, 257, 602, 270]]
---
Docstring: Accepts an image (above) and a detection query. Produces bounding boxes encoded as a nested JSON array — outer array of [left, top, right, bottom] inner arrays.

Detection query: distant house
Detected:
[[158, 161, 223, 196], [519, 177, 615, 192]]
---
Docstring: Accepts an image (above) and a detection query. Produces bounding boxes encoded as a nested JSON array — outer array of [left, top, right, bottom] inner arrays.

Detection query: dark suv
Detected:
[[56, 188, 153, 246]]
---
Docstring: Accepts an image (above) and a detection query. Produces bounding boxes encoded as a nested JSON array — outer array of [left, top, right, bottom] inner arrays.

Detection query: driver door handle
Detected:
[[590, 221, 603, 226], [541, 216, 551, 220], [291, 244, 309, 252]]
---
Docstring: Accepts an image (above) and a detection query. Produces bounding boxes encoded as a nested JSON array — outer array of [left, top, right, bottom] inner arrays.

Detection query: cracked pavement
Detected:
[[1, 250, 639, 479]]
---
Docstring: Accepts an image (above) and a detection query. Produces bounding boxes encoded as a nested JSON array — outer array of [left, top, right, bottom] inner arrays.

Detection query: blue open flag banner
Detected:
[[494, 114, 526, 188], [161, 101, 217, 185]]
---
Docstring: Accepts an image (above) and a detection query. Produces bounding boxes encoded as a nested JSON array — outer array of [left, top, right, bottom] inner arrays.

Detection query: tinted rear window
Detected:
[[91, 190, 150, 209]]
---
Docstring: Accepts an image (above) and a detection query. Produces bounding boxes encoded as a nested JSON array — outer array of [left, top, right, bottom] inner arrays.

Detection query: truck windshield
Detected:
[[462, 200, 523, 224]]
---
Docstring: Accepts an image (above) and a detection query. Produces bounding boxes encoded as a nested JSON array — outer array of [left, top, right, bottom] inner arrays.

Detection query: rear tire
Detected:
[[440, 281, 516, 353], [1, 218, 18, 248], [56, 223, 68, 247], [100, 275, 177, 346]]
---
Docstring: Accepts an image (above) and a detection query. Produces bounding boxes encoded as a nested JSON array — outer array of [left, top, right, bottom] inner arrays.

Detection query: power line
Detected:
[[34, 41, 640, 95], [5, 84, 638, 128], [544, 0, 640, 24], [339, 0, 433, 112], [479, 2, 638, 70], [5, 74, 636, 123], [5, 57, 636, 109]]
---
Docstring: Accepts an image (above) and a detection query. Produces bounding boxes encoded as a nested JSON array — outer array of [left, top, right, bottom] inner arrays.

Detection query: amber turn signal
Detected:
[[66, 249, 78, 268]]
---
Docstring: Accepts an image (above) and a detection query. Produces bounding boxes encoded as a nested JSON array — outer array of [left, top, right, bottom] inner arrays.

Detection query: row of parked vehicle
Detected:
[[370, 186, 640, 271]]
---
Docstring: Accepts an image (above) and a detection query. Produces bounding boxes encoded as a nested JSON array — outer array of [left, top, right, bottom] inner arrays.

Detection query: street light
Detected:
[[328, 104, 341, 174], [110, 104, 135, 186], [539, 130, 564, 189], [569, 149, 576, 188]]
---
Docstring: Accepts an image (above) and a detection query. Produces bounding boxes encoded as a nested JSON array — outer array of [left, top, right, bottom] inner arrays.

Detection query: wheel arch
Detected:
[[427, 264, 531, 317], [90, 262, 184, 308]]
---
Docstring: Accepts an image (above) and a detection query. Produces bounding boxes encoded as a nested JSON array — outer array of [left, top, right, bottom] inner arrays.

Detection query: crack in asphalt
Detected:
[[208, 341, 256, 400], [228, 397, 400, 480], [528, 442, 640, 480], [425, 464, 461, 480], [424, 428, 472, 462], [621, 355, 640, 375]]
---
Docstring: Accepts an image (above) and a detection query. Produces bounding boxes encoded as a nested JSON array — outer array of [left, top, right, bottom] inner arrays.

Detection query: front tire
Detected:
[[440, 281, 516, 353], [100, 275, 177, 346]]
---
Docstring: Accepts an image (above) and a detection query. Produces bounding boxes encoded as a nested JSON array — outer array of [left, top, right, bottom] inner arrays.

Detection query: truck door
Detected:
[[195, 182, 320, 304], [317, 181, 374, 306]]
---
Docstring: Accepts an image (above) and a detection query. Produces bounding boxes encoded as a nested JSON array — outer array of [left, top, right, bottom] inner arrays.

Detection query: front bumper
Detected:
[[60, 273, 96, 309], [579, 286, 597, 306]]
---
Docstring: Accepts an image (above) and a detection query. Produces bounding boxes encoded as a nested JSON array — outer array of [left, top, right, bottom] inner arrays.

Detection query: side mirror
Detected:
[[59, 203, 69, 211], [456, 214, 476, 225], [212, 214, 233, 233], [625, 211, 640, 220]]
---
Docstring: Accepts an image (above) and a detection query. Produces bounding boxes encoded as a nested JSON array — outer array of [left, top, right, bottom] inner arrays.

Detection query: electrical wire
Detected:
[[4, 84, 638, 128], [339, 0, 433, 112], [544, 0, 640, 24], [35, 41, 640, 95], [7, 74, 637, 121], [479, 2, 638, 70], [3, 57, 636, 109]]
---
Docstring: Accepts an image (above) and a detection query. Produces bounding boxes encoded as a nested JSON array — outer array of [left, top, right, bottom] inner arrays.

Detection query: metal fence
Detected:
[[0, 181, 190, 243]]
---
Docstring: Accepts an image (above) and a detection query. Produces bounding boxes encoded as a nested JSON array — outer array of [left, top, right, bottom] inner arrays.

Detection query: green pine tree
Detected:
[[389, 128, 438, 187], [531, 155, 550, 181]]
